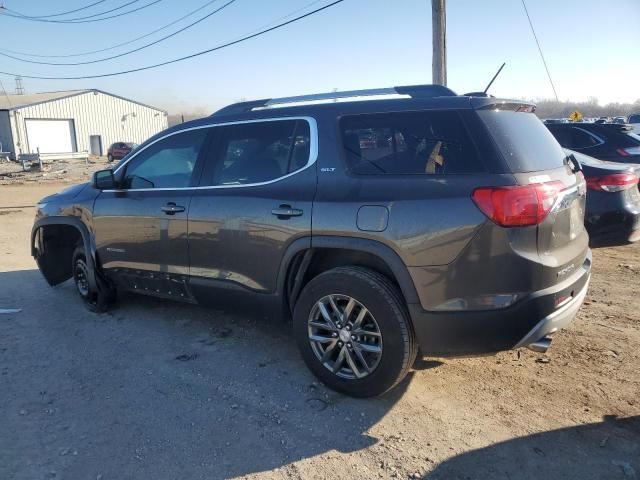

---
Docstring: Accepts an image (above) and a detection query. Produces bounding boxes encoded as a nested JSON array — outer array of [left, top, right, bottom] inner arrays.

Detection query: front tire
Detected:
[[294, 266, 417, 397], [72, 245, 113, 313], [107, 154, 114, 162]]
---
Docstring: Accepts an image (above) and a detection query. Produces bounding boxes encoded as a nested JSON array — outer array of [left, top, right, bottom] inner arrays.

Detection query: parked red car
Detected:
[[107, 142, 138, 162]]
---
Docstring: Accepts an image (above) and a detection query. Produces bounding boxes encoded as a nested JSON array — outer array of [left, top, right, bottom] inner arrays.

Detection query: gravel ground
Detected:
[[0, 182, 638, 480]]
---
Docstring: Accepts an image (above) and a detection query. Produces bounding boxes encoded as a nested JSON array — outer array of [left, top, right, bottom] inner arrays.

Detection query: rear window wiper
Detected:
[[564, 154, 582, 173]]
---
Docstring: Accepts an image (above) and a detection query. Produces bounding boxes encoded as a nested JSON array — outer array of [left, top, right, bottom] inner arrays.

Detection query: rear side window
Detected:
[[478, 110, 566, 172], [549, 126, 602, 149], [340, 111, 483, 175], [205, 120, 311, 186]]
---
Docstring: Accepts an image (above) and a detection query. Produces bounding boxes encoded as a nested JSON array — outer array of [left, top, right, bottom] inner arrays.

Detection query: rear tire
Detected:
[[72, 245, 113, 313], [293, 266, 417, 397]]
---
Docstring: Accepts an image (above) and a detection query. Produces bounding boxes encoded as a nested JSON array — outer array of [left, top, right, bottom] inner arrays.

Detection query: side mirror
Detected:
[[92, 169, 117, 190]]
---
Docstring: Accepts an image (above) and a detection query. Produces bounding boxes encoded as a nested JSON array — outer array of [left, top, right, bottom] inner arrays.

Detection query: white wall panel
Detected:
[[10, 90, 167, 156]]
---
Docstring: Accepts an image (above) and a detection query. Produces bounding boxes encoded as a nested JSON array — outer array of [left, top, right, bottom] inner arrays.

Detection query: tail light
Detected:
[[472, 181, 563, 227], [616, 146, 640, 156], [586, 172, 639, 192]]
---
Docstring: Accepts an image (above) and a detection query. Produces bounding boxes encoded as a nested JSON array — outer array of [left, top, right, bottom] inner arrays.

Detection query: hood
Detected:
[[38, 182, 90, 204]]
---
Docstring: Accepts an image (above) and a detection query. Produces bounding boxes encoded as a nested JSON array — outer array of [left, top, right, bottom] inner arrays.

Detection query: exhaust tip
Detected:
[[527, 336, 552, 353]]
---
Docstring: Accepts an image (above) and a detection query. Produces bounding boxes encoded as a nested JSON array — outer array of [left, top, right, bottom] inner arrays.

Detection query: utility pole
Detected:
[[15, 76, 25, 95], [431, 0, 447, 86]]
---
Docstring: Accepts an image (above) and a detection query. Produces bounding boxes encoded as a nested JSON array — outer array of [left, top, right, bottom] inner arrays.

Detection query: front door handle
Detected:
[[271, 205, 303, 219], [161, 203, 185, 215]]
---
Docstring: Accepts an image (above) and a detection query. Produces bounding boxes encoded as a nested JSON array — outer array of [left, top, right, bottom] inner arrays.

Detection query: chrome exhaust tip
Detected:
[[527, 336, 552, 353]]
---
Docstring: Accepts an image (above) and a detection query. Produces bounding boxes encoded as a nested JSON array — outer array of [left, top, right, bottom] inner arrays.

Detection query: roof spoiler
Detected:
[[212, 84, 458, 117]]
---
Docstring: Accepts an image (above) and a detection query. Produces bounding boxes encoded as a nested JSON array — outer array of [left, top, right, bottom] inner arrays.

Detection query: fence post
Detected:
[[37, 148, 42, 171]]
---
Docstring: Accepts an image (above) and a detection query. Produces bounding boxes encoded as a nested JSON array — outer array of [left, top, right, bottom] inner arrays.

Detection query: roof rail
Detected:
[[211, 84, 457, 117]]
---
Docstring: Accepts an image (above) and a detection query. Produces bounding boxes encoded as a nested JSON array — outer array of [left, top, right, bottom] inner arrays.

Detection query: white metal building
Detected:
[[0, 89, 168, 159]]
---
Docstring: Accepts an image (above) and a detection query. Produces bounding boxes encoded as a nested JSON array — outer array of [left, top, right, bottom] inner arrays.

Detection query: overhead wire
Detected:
[[2, 0, 109, 19], [0, 0, 237, 66], [0, 0, 223, 58], [521, 0, 559, 101], [0, 0, 345, 80], [0, 0, 163, 24]]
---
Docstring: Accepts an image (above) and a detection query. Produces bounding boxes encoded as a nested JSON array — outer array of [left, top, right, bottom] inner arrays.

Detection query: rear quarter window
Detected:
[[478, 109, 566, 172], [340, 110, 484, 175]]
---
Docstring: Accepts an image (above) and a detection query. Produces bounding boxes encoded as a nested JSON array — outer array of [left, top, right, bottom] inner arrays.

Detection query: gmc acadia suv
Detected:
[[32, 85, 591, 397]]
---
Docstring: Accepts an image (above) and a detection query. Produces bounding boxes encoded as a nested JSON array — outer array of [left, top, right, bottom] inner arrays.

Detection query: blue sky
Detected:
[[0, 0, 638, 114]]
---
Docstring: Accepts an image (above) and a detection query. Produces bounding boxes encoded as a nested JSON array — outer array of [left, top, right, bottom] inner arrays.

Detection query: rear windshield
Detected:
[[340, 110, 483, 175], [478, 110, 566, 172], [618, 131, 640, 147]]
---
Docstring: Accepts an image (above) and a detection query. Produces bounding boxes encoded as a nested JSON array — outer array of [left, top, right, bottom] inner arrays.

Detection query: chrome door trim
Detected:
[[105, 116, 318, 193]]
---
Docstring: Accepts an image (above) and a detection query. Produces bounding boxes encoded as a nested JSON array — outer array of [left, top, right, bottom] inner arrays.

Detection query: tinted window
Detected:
[[479, 110, 565, 172], [570, 128, 602, 148], [123, 129, 207, 189], [618, 131, 640, 148], [628, 114, 640, 124], [340, 111, 482, 175], [205, 120, 310, 186]]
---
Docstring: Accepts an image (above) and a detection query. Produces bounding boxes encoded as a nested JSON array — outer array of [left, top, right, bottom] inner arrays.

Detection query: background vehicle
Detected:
[[628, 113, 640, 135], [566, 149, 640, 246], [547, 122, 640, 162], [107, 142, 138, 162], [31, 85, 590, 397]]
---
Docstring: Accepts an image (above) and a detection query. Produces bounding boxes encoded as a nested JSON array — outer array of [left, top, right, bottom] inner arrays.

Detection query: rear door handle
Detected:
[[161, 203, 185, 215], [271, 206, 303, 218]]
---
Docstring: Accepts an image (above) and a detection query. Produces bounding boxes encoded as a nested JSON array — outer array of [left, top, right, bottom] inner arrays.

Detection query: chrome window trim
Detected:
[[106, 116, 318, 192]]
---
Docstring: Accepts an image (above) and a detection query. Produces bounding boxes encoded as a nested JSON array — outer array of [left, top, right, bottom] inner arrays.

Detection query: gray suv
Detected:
[[32, 85, 591, 397]]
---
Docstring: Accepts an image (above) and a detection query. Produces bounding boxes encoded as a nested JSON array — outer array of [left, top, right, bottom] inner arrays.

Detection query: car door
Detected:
[[93, 127, 210, 299], [188, 117, 317, 300]]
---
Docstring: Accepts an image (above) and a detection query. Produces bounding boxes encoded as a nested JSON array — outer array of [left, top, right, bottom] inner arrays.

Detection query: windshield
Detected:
[[478, 109, 566, 172], [628, 114, 640, 123]]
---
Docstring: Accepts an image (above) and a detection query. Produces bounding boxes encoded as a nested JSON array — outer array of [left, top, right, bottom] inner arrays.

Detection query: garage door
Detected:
[[25, 119, 76, 154]]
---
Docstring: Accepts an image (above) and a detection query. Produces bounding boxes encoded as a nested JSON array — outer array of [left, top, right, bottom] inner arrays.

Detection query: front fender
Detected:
[[31, 217, 98, 289]]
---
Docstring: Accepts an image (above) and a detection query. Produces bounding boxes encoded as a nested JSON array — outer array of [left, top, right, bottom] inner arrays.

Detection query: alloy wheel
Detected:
[[307, 294, 383, 380]]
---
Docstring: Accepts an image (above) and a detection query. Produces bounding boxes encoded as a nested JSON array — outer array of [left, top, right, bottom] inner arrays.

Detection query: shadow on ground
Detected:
[[0, 269, 427, 479], [426, 415, 640, 480]]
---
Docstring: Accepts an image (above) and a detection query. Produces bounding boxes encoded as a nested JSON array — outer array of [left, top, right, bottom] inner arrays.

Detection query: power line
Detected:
[[3, 0, 108, 19], [0, 0, 345, 80], [521, 0, 559, 101], [0, 0, 223, 58], [0, 0, 163, 24], [0, 0, 237, 66]]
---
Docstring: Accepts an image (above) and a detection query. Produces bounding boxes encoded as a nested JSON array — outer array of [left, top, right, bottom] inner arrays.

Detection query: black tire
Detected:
[[107, 154, 114, 162], [293, 266, 417, 397], [72, 245, 113, 313]]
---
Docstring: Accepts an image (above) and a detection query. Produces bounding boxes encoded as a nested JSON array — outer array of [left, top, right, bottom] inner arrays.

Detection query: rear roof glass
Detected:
[[478, 110, 566, 172]]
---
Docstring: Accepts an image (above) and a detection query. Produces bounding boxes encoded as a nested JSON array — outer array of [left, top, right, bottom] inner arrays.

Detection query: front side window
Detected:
[[122, 129, 207, 189], [205, 120, 311, 186], [340, 111, 482, 175]]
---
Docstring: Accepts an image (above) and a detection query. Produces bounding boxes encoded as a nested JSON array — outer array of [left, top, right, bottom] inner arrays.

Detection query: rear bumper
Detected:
[[513, 275, 589, 349], [586, 203, 640, 247], [408, 251, 592, 356]]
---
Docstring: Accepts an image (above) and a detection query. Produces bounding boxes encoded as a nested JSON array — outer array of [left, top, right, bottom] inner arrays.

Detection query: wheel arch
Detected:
[[279, 236, 420, 312], [31, 216, 98, 289]]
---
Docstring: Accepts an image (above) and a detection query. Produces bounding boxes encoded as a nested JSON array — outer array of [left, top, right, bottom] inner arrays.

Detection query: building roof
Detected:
[[0, 89, 166, 113]]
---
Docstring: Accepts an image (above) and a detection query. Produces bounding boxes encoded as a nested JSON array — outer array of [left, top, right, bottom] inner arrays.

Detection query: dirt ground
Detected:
[[0, 156, 111, 187], [0, 179, 638, 480]]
